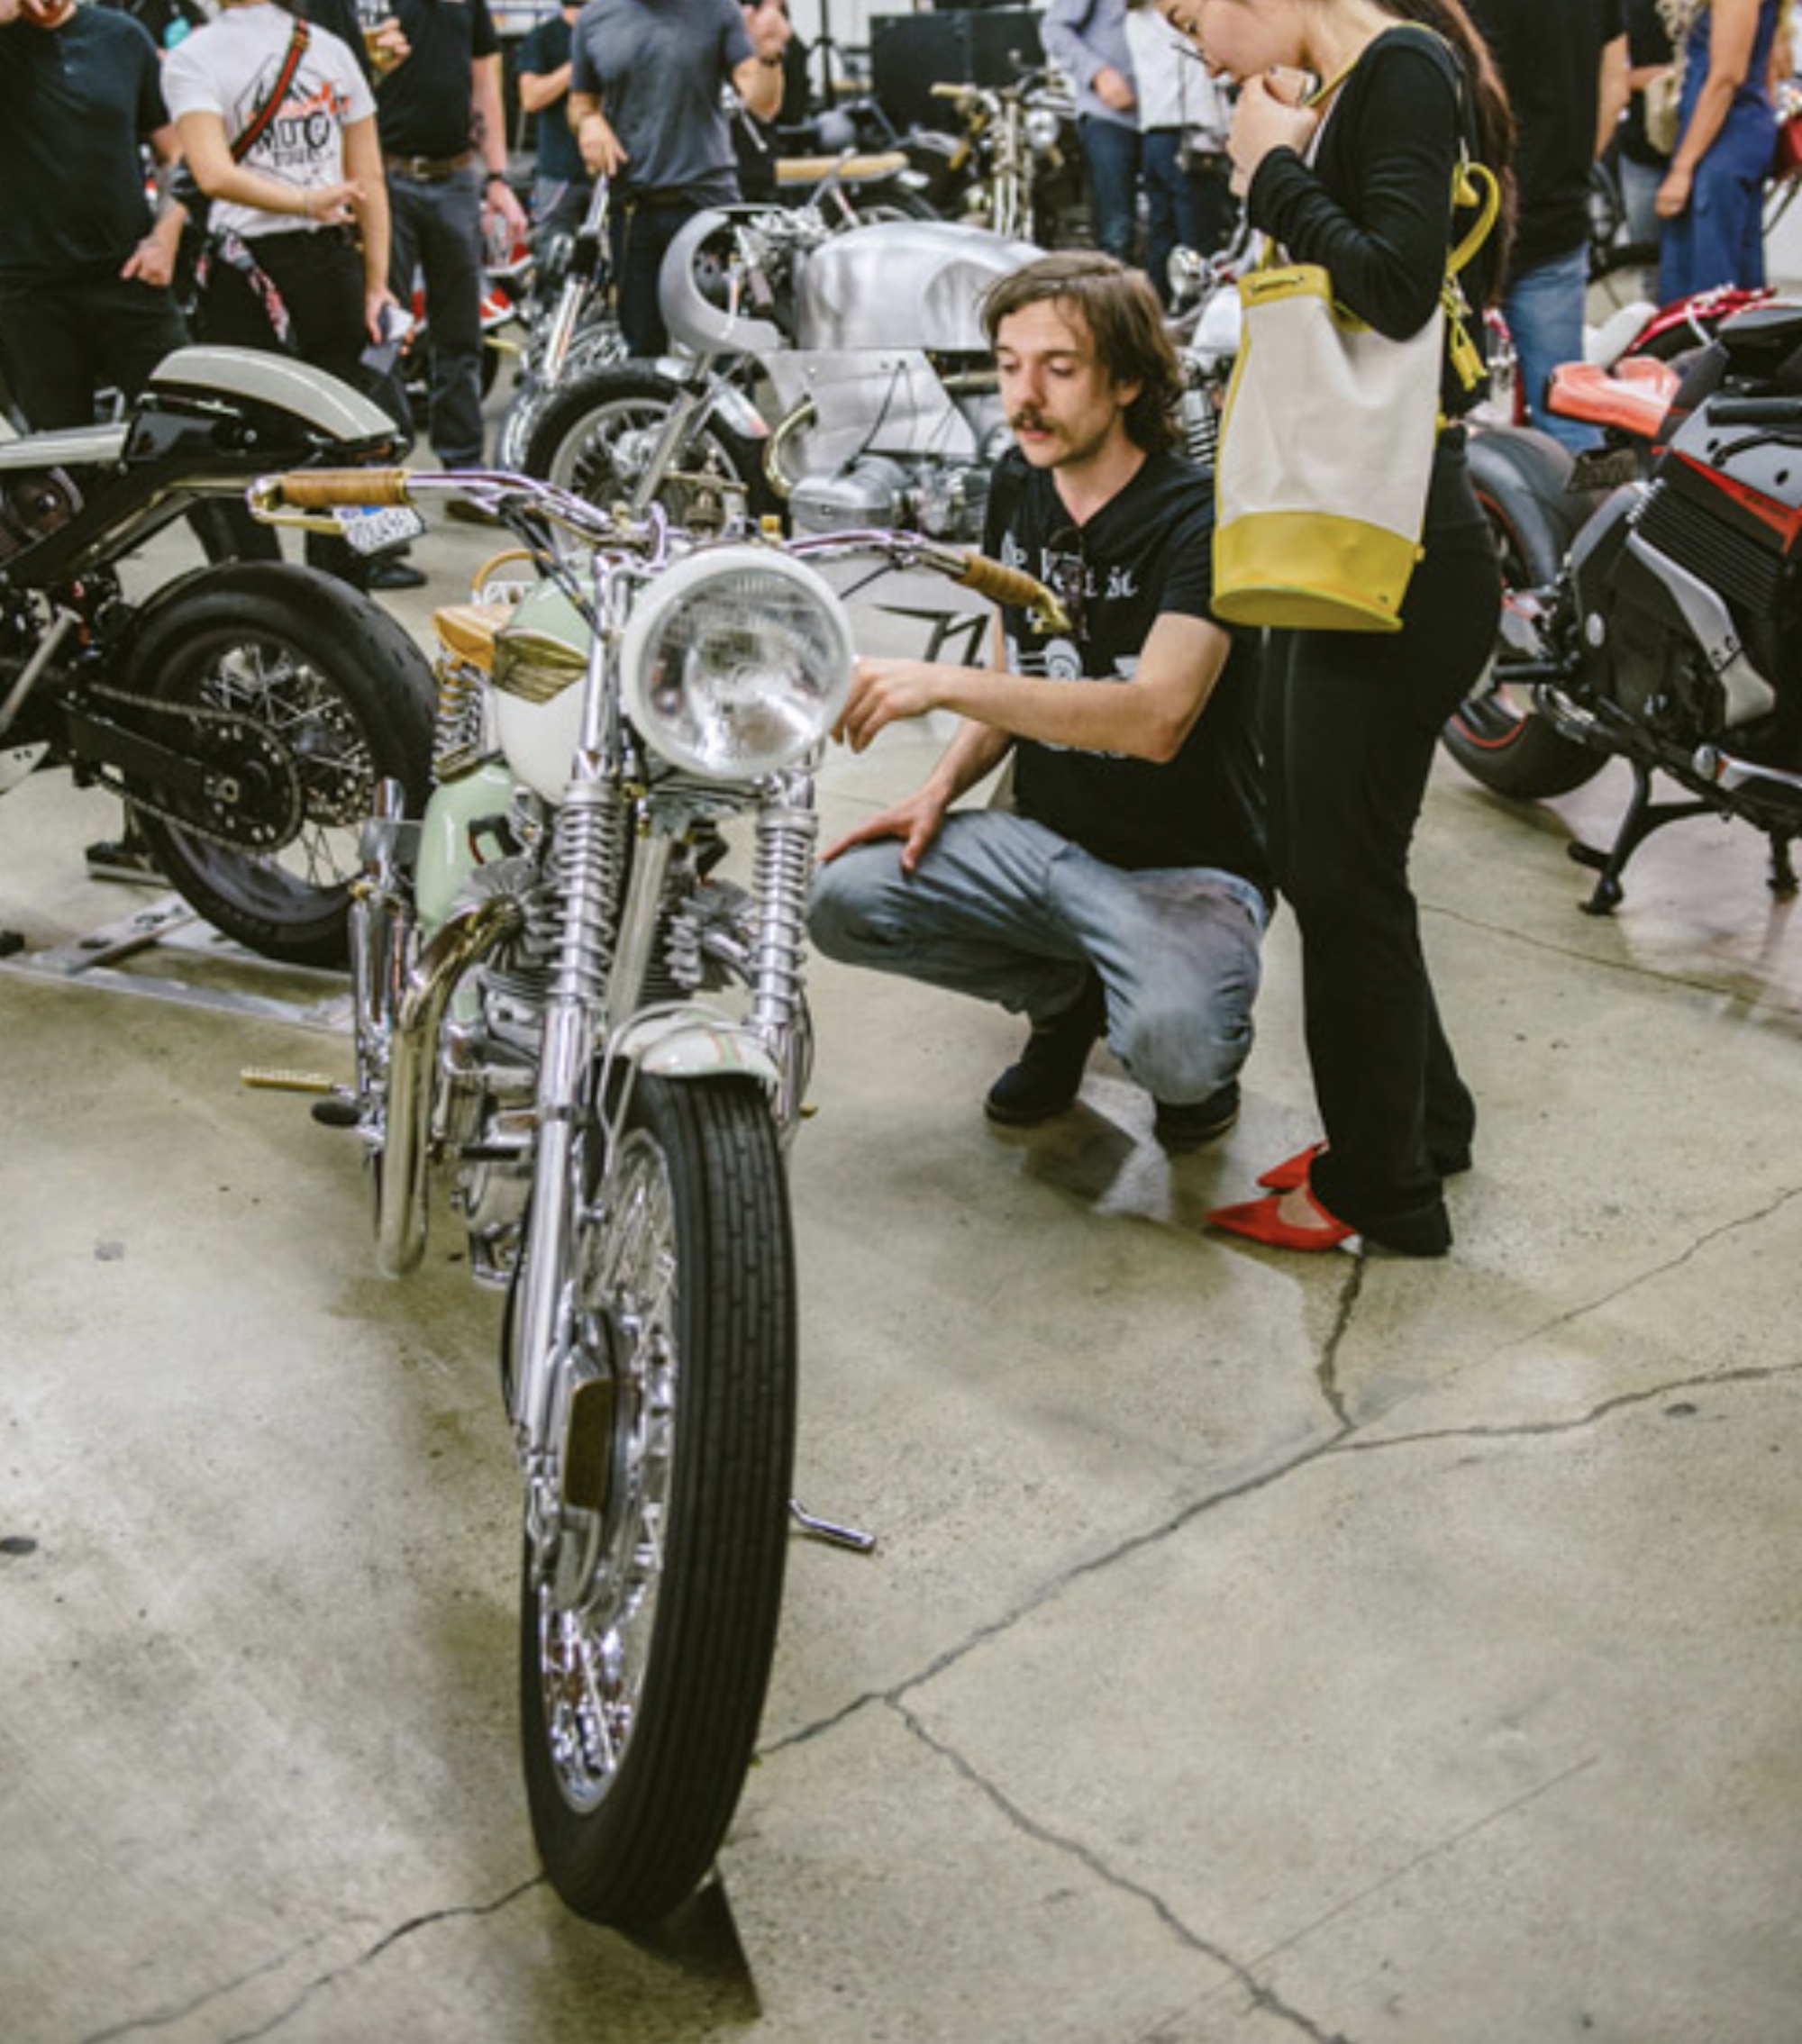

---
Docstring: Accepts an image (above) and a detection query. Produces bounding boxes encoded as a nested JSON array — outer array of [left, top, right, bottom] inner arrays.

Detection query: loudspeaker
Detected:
[[869, 11, 1043, 130]]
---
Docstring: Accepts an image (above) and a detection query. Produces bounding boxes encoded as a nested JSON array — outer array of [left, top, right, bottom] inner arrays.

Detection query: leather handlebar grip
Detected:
[[954, 550, 1059, 615], [275, 468, 414, 509]]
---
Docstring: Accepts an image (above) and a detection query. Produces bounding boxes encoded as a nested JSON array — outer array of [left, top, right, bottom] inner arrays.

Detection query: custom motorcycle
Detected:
[[249, 459, 1065, 1926], [0, 346, 434, 967], [517, 200, 1039, 542], [496, 178, 626, 475], [917, 66, 1088, 249], [1443, 298, 1802, 913]]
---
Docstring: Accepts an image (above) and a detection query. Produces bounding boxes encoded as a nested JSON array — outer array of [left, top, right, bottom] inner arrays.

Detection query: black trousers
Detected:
[[197, 226, 372, 582], [0, 270, 188, 430], [1260, 441, 1500, 1252]]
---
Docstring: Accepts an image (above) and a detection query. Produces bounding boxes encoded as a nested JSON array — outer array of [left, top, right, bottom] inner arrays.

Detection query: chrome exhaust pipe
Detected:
[[378, 894, 525, 1278]]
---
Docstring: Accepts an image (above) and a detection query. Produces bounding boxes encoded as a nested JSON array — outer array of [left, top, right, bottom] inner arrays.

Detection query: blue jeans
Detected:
[[808, 808, 1267, 1105], [386, 163, 486, 468], [1502, 245, 1598, 454], [1078, 115, 1142, 265]]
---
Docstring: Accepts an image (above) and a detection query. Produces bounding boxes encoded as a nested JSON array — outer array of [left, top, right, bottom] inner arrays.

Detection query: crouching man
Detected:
[[809, 251, 1269, 1145]]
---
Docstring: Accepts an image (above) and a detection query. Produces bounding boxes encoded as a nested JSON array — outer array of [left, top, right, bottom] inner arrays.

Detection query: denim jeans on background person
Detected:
[[1078, 114, 1142, 264], [1502, 243, 1600, 453], [611, 193, 702, 357], [808, 808, 1267, 1106], [386, 162, 486, 468]]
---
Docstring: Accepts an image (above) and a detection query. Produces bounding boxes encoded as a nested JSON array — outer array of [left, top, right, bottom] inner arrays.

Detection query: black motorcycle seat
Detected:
[[0, 422, 129, 472], [1716, 299, 1802, 381]]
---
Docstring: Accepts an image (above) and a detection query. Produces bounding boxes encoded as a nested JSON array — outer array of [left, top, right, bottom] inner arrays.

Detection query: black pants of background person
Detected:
[[611, 191, 704, 358], [196, 226, 373, 586], [0, 268, 264, 562], [1259, 439, 1500, 1255]]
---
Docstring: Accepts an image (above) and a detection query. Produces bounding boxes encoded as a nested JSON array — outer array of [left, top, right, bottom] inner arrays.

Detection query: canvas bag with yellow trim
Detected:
[[1212, 149, 1500, 634]]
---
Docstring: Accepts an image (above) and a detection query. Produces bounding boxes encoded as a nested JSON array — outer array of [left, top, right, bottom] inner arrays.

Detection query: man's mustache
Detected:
[[1010, 410, 1052, 433]]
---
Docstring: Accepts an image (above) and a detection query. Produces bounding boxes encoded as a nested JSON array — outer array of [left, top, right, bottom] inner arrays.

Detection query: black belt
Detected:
[[384, 150, 473, 182]]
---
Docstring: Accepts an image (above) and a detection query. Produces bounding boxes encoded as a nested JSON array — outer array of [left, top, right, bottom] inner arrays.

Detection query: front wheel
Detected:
[[1441, 427, 1606, 800], [519, 368, 773, 531], [520, 1073, 796, 1929], [124, 565, 435, 968]]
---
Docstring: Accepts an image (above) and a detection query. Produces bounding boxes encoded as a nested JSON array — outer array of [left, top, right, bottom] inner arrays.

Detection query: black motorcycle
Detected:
[[1443, 300, 1802, 913], [0, 345, 435, 967]]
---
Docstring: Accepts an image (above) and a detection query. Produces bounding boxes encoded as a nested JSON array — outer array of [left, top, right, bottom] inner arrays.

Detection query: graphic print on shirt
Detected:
[[232, 68, 357, 180], [999, 523, 1138, 754]]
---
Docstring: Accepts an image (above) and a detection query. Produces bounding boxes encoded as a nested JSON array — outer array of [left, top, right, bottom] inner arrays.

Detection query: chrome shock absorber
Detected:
[[751, 771, 820, 1129], [543, 780, 628, 1011]]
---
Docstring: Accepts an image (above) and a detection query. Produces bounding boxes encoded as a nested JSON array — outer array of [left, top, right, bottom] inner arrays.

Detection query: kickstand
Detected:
[[1568, 761, 1712, 914], [1769, 831, 1798, 898], [789, 1499, 877, 1554]]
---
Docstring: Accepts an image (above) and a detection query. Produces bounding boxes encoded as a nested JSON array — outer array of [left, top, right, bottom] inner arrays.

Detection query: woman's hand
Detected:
[[1226, 71, 1318, 195], [365, 285, 400, 347], [305, 180, 364, 227], [1655, 161, 1693, 218]]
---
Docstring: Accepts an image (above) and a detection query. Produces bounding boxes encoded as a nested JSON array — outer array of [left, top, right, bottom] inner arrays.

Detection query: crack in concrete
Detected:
[[1315, 1257, 1366, 1428], [78, 1876, 543, 2044], [1425, 897, 1802, 1020], [895, 1701, 1354, 2044], [1331, 1357, 1802, 1459], [1493, 1183, 1802, 1355]]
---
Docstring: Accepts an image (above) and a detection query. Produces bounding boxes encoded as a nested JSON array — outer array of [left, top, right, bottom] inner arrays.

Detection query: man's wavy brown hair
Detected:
[[981, 252, 1184, 454]]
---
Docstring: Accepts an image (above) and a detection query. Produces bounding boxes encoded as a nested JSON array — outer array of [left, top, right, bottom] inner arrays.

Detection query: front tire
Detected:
[[1442, 428, 1606, 800], [519, 368, 772, 531], [520, 1073, 796, 1930], [125, 565, 435, 968]]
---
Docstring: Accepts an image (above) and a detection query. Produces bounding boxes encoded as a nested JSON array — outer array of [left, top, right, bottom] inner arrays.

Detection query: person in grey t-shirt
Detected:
[[569, 0, 790, 353]]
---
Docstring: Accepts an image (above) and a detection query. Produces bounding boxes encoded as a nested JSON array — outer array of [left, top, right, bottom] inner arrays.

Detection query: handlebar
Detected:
[[1707, 394, 1802, 426], [949, 548, 1070, 626], [246, 467, 1072, 631], [253, 468, 414, 512]]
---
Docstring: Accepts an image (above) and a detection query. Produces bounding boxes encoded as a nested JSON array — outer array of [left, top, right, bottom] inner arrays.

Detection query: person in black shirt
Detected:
[[1467, 0, 1624, 450], [368, 0, 525, 468], [1188, 0, 1510, 1257], [0, 0, 190, 431], [517, 0, 593, 241], [810, 252, 1269, 1149]]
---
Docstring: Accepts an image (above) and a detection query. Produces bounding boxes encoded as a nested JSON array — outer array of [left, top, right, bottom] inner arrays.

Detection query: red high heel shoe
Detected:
[[1206, 1183, 1360, 1253], [1256, 1141, 1324, 1192]]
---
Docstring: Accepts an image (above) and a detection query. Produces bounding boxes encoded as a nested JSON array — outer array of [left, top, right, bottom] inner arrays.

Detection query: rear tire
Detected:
[[124, 565, 435, 968], [520, 1074, 796, 1929], [1442, 428, 1606, 800]]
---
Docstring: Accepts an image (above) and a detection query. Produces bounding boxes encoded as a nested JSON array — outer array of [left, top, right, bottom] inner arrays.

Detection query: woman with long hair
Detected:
[[1172, 0, 1513, 1256]]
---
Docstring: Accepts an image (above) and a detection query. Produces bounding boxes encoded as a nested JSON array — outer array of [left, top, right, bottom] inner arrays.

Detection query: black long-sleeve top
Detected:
[[1246, 25, 1497, 417]]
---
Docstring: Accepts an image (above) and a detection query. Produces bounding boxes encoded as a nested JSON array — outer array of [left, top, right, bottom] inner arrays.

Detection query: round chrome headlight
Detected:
[[620, 544, 852, 780], [1024, 105, 1063, 154]]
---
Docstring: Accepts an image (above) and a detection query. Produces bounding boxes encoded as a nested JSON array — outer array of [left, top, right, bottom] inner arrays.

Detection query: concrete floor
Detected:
[[2, 500, 1800, 2044]]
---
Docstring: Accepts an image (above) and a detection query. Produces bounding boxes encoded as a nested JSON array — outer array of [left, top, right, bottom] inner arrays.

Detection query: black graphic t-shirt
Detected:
[[985, 446, 1268, 891]]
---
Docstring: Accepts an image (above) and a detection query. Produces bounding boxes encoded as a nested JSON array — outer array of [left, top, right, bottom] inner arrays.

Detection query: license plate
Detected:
[[335, 503, 428, 555]]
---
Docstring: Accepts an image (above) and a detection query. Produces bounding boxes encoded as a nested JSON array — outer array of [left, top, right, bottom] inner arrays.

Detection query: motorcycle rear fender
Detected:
[[611, 1009, 781, 1090], [142, 345, 398, 451]]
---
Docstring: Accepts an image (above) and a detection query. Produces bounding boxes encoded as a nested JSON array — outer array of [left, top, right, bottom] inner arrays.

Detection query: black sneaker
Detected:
[[365, 555, 428, 591], [984, 972, 1106, 1127], [1152, 1080, 1241, 1151]]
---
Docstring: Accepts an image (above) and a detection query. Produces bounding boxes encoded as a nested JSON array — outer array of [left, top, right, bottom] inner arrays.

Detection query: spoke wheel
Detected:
[[520, 1073, 796, 1929], [126, 565, 434, 967], [519, 369, 771, 532]]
